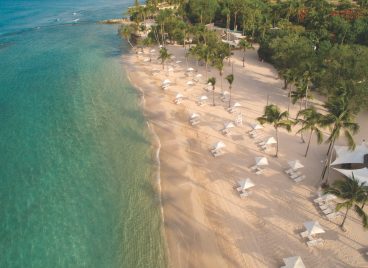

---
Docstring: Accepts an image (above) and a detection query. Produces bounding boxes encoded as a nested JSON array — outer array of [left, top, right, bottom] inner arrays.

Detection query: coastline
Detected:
[[123, 46, 368, 268]]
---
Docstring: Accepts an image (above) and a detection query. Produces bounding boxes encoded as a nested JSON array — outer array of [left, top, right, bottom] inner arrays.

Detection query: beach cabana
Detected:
[[288, 160, 304, 170], [333, 167, 368, 184], [302, 221, 325, 237], [237, 178, 255, 191], [255, 156, 269, 166], [281, 256, 305, 268]]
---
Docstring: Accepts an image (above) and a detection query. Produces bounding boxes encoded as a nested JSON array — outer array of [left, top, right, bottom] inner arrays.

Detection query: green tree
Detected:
[[158, 47, 171, 70], [324, 175, 368, 230], [225, 74, 234, 108], [257, 104, 294, 157], [208, 77, 216, 106], [296, 107, 324, 157], [238, 39, 253, 67], [118, 24, 136, 49]]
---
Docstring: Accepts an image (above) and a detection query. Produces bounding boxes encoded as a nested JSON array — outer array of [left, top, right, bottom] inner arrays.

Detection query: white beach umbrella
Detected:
[[233, 102, 241, 108], [213, 141, 226, 150], [162, 79, 171, 85], [255, 156, 268, 166], [265, 137, 277, 145], [237, 178, 255, 190], [207, 82, 213, 86], [199, 95, 208, 101], [168, 67, 174, 72], [251, 123, 263, 130], [288, 160, 304, 170], [187, 67, 195, 72], [224, 122, 235, 129], [176, 93, 184, 99], [143, 58, 150, 62], [176, 60, 182, 64], [221, 91, 230, 96], [282, 256, 305, 268], [190, 113, 199, 119], [303, 221, 325, 236], [196, 74, 202, 78], [187, 81, 195, 86]]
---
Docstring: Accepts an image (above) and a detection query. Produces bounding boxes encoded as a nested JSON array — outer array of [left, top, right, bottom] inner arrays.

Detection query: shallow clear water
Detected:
[[0, 1, 166, 267]]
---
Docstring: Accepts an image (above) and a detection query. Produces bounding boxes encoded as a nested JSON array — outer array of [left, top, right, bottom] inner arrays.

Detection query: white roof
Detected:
[[224, 122, 235, 129], [282, 256, 305, 268], [213, 141, 226, 150], [199, 95, 208, 101], [176, 93, 184, 99], [331, 142, 368, 166], [333, 167, 368, 184], [288, 160, 304, 170], [255, 156, 268, 166], [237, 178, 255, 190], [251, 123, 263, 130], [303, 221, 325, 236], [190, 113, 199, 119], [265, 137, 277, 145]]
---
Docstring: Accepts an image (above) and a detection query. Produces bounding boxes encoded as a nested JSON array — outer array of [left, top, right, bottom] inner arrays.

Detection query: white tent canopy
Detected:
[[237, 178, 255, 190], [251, 123, 263, 130], [265, 137, 277, 145], [282, 256, 305, 268], [255, 156, 269, 166], [288, 160, 304, 170], [213, 141, 226, 150], [303, 221, 325, 236], [331, 142, 368, 166], [190, 113, 199, 119], [333, 167, 368, 184], [224, 122, 235, 129], [175, 93, 184, 99]]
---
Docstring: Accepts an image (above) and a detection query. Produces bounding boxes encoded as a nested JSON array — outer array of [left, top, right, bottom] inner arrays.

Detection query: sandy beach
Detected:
[[124, 45, 368, 268]]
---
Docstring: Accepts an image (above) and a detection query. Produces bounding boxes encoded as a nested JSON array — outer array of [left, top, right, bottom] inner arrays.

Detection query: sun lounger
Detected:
[[307, 238, 324, 247], [326, 212, 342, 220], [285, 168, 294, 174], [222, 128, 231, 136], [290, 172, 302, 179], [174, 99, 182, 104], [190, 120, 200, 126], [212, 150, 224, 157], [314, 197, 324, 203], [294, 175, 306, 182], [323, 208, 333, 215], [300, 231, 308, 238], [255, 169, 264, 175], [250, 165, 258, 171]]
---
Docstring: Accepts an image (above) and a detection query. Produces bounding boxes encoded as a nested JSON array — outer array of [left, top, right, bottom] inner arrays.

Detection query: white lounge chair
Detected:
[[190, 119, 200, 126], [322, 208, 334, 215], [294, 175, 306, 182], [290, 172, 302, 179], [250, 165, 258, 171], [255, 169, 264, 175], [307, 238, 324, 247], [285, 168, 294, 174]]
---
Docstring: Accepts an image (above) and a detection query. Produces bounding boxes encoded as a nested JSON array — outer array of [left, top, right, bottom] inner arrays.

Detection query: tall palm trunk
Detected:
[[287, 84, 292, 117], [275, 127, 279, 157], [228, 85, 232, 108], [242, 50, 245, 67], [305, 129, 313, 157], [212, 87, 215, 106], [234, 12, 238, 32], [220, 71, 223, 90], [341, 206, 350, 229], [305, 85, 309, 109]]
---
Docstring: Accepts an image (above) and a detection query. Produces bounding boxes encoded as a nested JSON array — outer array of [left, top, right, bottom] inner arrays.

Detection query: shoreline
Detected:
[[123, 45, 368, 268], [126, 72, 170, 266]]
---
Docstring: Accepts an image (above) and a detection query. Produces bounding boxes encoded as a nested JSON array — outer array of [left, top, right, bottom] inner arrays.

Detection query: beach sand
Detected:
[[124, 45, 368, 268]]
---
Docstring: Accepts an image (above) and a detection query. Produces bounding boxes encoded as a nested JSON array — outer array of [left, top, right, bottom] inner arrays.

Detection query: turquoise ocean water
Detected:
[[0, 1, 166, 267]]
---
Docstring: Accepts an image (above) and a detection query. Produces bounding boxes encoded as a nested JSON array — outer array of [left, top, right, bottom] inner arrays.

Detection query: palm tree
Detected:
[[158, 47, 171, 70], [213, 59, 224, 91], [142, 37, 153, 61], [225, 74, 234, 108], [208, 77, 216, 106], [257, 104, 294, 157], [118, 24, 136, 49], [324, 175, 368, 231], [296, 107, 324, 157], [320, 95, 360, 183], [238, 39, 253, 67]]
